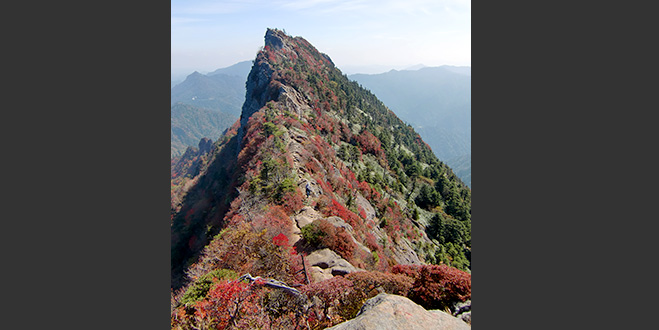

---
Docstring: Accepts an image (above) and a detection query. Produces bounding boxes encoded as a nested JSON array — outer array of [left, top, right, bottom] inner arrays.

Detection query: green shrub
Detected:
[[300, 222, 324, 246], [263, 122, 281, 137], [179, 269, 238, 306]]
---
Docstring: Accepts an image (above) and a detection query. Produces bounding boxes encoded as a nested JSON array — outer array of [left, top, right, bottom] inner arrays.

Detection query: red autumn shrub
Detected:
[[280, 189, 304, 215], [192, 280, 261, 330], [358, 206, 367, 220], [301, 276, 362, 328], [188, 223, 297, 285], [316, 178, 333, 197], [333, 227, 356, 261], [364, 232, 380, 252], [355, 130, 384, 158], [302, 219, 357, 262], [345, 271, 413, 299], [392, 264, 471, 310], [358, 180, 371, 199], [314, 194, 332, 214], [253, 205, 292, 240], [326, 198, 360, 228], [272, 233, 289, 247], [304, 159, 321, 174]]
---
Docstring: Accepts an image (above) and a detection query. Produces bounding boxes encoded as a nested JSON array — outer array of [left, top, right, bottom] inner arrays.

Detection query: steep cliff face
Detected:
[[240, 58, 274, 129], [171, 28, 471, 294]]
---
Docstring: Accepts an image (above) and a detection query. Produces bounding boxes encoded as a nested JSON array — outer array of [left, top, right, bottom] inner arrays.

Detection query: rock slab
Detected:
[[306, 248, 358, 282], [325, 293, 470, 330]]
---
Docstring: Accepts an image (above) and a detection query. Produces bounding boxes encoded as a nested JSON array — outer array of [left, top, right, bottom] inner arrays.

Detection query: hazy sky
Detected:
[[171, 0, 470, 78]]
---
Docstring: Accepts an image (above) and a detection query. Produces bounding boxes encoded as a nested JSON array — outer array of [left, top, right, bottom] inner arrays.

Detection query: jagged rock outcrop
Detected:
[[171, 137, 215, 177], [325, 293, 471, 330], [197, 137, 213, 154], [265, 28, 285, 50], [170, 137, 217, 206], [240, 60, 274, 130]]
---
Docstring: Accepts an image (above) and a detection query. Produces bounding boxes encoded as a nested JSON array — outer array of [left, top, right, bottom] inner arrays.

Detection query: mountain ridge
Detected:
[[207, 60, 253, 78], [171, 28, 471, 329]]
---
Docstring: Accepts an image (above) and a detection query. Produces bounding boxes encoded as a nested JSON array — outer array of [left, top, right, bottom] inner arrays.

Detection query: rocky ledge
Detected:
[[326, 293, 471, 330]]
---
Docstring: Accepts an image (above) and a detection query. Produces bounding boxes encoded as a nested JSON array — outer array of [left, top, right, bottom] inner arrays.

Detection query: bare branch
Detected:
[[237, 273, 302, 295]]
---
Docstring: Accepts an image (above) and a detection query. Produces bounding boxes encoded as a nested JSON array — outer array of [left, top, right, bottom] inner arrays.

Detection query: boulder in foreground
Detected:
[[326, 293, 471, 330]]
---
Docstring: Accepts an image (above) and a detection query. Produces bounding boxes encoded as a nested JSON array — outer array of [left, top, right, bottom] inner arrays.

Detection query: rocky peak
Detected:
[[240, 28, 333, 134], [197, 137, 213, 155], [265, 28, 285, 50], [188, 71, 203, 78]]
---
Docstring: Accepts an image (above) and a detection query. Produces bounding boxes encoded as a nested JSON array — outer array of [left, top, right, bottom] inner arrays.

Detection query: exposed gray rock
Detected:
[[326, 293, 470, 330], [389, 237, 423, 265], [355, 193, 376, 221], [279, 84, 311, 118], [293, 206, 322, 229], [306, 248, 358, 282], [325, 216, 355, 233], [240, 59, 274, 129], [265, 28, 285, 50], [298, 177, 323, 198], [306, 249, 356, 271], [309, 265, 334, 283]]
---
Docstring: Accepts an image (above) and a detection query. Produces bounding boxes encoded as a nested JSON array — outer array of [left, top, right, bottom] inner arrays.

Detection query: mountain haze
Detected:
[[171, 103, 237, 158], [171, 29, 471, 329], [170, 70, 247, 117], [170, 62, 251, 158], [207, 60, 252, 78], [350, 66, 471, 186]]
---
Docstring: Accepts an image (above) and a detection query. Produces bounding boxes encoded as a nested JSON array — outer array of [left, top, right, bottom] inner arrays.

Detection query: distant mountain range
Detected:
[[349, 66, 471, 186], [171, 103, 237, 158], [207, 60, 252, 78], [170, 61, 252, 117], [170, 61, 251, 157]]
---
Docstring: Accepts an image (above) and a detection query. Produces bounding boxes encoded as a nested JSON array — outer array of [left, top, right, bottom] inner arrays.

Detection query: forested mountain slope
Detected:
[[350, 67, 471, 186]]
